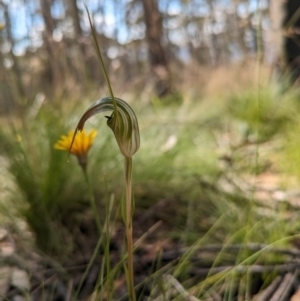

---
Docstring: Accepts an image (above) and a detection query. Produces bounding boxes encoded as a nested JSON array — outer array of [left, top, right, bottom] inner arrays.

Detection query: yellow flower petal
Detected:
[[54, 129, 97, 159]]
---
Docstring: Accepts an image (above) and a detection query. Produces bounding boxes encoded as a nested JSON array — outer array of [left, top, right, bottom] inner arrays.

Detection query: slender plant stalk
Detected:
[[74, 235, 103, 299], [72, 165, 104, 300], [85, 5, 117, 112], [82, 165, 102, 234], [104, 193, 113, 300], [76, 8, 139, 300], [125, 156, 136, 301]]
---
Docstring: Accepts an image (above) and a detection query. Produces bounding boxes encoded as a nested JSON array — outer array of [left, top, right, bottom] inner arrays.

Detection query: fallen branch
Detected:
[[161, 243, 300, 262], [256, 276, 282, 301], [163, 274, 200, 301], [192, 263, 300, 276], [269, 270, 298, 301]]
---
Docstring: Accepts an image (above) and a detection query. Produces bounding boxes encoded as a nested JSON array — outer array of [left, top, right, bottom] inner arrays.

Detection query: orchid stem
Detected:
[[125, 156, 136, 301]]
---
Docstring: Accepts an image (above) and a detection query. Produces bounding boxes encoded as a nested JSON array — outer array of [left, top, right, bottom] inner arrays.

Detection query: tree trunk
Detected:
[[141, 0, 172, 97], [69, 0, 82, 37], [67, 0, 88, 81], [269, 0, 284, 64], [283, 0, 300, 81], [40, 0, 62, 89], [3, 2, 25, 99]]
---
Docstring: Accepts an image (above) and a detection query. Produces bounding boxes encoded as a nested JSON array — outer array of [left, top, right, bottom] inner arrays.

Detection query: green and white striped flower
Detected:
[[72, 97, 140, 158]]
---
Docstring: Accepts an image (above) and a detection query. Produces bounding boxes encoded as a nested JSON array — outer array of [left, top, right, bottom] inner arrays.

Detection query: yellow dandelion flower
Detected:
[[54, 129, 97, 168]]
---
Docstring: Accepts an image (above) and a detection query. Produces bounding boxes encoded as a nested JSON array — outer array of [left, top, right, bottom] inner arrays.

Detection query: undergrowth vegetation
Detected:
[[1, 76, 300, 299]]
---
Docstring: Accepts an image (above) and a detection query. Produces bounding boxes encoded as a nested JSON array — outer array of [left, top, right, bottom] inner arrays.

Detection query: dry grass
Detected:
[[180, 57, 272, 100]]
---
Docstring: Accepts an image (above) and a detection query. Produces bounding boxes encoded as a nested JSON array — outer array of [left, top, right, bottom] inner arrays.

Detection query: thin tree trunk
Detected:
[[141, 0, 172, 97], [3, 2, 25, 99], [69, 0, 82, 37], [68, 0, 87, 81], [69, 0, 88, 60], [269, 0, 283, 62], [40, 0, 62, 89], [283, 0, 300, 81]]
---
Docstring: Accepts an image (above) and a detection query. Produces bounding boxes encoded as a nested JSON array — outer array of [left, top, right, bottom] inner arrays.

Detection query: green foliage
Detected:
[[1, 82, 299, 251], [278, 118, 300, 180], [1, 79, 300, 299], [0, 103, 118, 257], [227, 84, 299, 140]]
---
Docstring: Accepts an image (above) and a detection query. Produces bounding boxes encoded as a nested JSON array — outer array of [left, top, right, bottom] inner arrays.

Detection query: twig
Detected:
[[65, 279, 73, 301], [269, 270, 298, 301], [202, 289, 223, 301], [192, 263, 300, 276], [161, 243, 300, 262], [256, 276, 282, 301], [163, 274, 201, 301], [134, 220, 163, 248], [0, 254, 32, 273]]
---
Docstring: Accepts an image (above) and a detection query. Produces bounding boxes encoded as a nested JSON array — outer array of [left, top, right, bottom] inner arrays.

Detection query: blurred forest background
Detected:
[[0, 0, 293, 109], [2, 0, 300, 300]]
